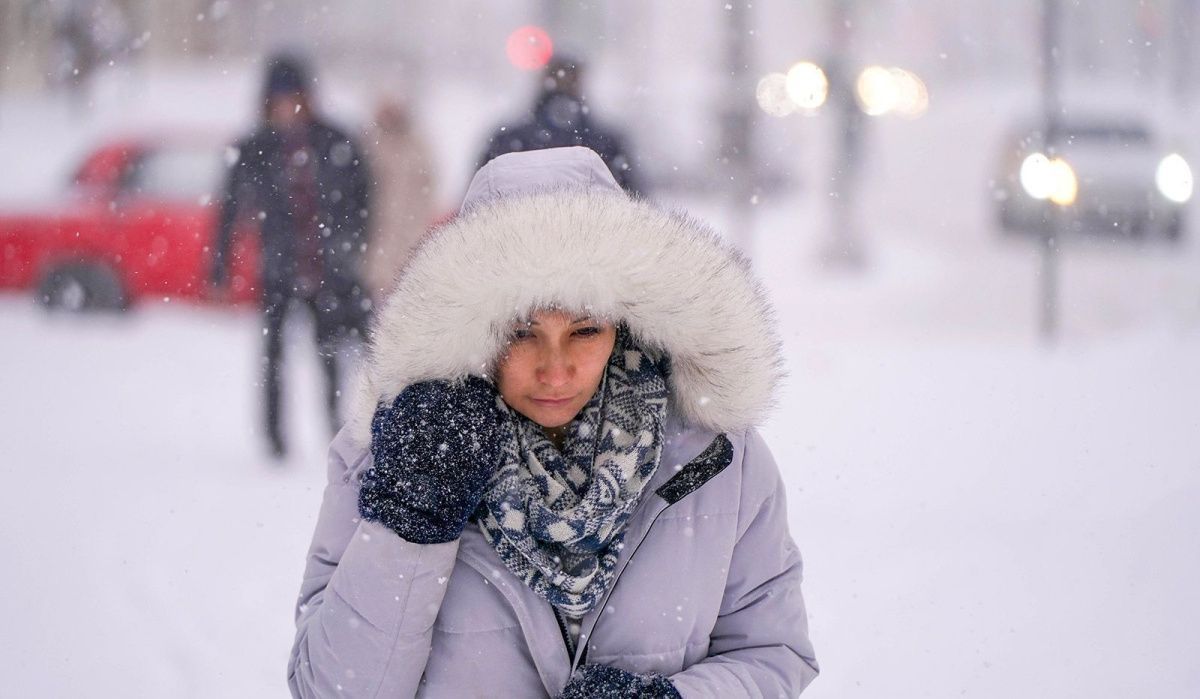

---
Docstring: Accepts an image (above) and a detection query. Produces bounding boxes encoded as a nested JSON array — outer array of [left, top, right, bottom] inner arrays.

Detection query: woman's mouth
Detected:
[[531, 396, 574, 407]]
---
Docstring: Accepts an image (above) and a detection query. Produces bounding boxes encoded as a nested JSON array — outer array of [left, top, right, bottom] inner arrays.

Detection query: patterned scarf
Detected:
[[475, 329, 669, 617]]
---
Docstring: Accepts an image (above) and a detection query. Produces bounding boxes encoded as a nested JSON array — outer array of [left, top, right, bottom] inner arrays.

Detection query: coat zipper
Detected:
[[569, 499, 678, 672], [553, 605, 576, 661]]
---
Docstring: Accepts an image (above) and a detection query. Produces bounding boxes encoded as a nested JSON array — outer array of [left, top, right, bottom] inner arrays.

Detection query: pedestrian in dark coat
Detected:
[[478, 55, 643, 194], [210, 52, 372, 458], [288, 147, 818, 697]]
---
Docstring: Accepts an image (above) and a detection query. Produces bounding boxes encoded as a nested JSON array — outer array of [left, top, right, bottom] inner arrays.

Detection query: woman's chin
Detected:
[[533, 413, 575, 430], [518, 403, 581, 430]]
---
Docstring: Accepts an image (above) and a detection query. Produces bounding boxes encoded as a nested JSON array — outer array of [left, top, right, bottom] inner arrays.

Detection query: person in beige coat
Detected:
[[363, 97, 437, 304]]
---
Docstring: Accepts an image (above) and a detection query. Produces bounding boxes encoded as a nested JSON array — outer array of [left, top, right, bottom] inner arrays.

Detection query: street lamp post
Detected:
[[1039, 0, 1063, 343]]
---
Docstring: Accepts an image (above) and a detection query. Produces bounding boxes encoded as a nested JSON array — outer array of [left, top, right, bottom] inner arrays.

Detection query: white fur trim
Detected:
[[349, 189, 784, 446]]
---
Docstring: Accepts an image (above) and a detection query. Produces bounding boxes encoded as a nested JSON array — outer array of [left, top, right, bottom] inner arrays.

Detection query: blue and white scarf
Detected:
[[476, 329, 669, 616]]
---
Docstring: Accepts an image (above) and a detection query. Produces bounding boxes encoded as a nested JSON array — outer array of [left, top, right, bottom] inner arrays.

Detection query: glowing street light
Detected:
[[756, 72, 796, 117], [854, 65, 929, 117], [855, 65, 899, 116], [784, 61, 828, 112], [890, 68, 929, 118]]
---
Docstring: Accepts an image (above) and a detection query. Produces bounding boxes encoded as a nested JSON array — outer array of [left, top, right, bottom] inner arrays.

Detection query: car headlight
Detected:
[[1155, 153, 1193, 203], [1020, 152, 1078, 206]]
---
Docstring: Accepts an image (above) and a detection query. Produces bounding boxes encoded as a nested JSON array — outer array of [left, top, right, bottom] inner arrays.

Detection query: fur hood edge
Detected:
[[348, 189, 784, 446]]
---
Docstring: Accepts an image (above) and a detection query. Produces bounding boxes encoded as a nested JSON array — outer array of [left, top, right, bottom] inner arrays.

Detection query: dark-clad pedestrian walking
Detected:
[[478, 54, 644, 195], [210, 52, 371, 459]]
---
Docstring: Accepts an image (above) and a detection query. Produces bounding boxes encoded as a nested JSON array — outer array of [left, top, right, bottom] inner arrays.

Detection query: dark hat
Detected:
[[545, 52, 584, 77], [263, 53, 310, 98], [541, 52, 585, 99]]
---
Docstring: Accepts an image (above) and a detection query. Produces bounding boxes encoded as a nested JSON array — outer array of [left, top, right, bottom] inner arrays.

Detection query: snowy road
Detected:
[[0, 303, 327, 696]]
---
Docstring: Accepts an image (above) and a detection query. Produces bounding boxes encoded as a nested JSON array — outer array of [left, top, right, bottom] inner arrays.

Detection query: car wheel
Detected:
[[36, 263, 127, 312], [1125, 218, 1146, 240], [1163, 212, 1185, 243], [996, 202, 1025, 234], [995, 204, 1013, 232]]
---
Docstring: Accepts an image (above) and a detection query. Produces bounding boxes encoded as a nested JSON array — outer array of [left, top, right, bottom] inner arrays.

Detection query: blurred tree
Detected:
[[44, 0, 133, 114], [1171, 0, 1197, 110], [719, 0, 758, 254], [821, 0, 868, 268]]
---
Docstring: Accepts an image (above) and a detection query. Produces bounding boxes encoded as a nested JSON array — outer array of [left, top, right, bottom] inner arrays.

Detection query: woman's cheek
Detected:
[[494, 352, 524, 403]]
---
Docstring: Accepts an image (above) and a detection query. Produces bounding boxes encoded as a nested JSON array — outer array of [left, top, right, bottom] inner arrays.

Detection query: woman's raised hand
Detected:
[[358, 376, 505, 544]]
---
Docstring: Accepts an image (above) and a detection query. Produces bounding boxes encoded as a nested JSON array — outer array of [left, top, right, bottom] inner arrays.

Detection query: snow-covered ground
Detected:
[[2, 66, 1199, 697]]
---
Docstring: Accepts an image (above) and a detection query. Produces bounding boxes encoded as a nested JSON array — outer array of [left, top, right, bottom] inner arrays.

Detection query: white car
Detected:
[[992, 116, 1192, 241]]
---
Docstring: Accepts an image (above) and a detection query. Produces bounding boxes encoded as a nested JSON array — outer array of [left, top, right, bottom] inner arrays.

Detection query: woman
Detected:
[[288, 147, 819, 697]]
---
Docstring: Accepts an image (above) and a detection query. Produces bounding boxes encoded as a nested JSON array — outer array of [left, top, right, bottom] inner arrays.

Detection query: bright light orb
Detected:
[[1020, 153, 1053, 200], [890, 68, 929, 118], [1020, 152, 1077, 206], [785, 61, 828, 112], [1156, 153, 1193, 203], [506, 25, 553, 71], [756, 72, 796, 117], [1047, 158, 1078, 206], [855, 65, 900, 116]]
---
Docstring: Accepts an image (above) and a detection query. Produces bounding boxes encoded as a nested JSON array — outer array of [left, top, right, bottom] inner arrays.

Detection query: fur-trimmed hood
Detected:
[[349, 147, 783, 446]]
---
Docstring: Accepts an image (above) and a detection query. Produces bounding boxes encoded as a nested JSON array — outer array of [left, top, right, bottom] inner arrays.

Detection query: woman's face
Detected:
[[496, 310, 616, 429]]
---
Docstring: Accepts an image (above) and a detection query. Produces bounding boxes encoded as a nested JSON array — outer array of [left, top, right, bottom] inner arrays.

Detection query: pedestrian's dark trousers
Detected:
[[262, 294, 343, 448]]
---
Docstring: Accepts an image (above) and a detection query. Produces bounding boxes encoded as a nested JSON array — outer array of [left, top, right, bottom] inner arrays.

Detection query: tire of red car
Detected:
[[36, 262, 127, 313]]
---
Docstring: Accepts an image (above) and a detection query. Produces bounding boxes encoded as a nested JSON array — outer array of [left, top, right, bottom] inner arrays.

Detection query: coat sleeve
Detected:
[[349, 134, 371, 248], [287, 432, 460, 698], [210, 137, 252, 288], [668, 429, 819, 698]]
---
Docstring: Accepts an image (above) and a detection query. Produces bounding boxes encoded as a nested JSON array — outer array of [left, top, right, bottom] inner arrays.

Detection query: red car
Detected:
[[0, 134, 260, 310]]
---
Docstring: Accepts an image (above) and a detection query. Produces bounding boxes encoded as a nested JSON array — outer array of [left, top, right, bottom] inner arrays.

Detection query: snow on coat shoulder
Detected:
[[351, 146, 784, 444]]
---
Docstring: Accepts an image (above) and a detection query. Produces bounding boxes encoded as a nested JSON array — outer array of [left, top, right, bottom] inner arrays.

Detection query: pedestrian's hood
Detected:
[[349, 147, 783, 446]]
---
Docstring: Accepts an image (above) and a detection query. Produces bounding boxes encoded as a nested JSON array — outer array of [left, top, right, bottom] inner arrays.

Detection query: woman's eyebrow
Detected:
[[525, 316, 595, 326]]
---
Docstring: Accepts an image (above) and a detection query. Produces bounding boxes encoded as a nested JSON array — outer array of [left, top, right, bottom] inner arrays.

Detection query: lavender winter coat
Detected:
[[288, 148, 819, 697]]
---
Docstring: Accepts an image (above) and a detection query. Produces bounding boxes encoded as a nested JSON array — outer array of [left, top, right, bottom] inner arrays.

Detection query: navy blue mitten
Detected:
[[358, 376, 505, 544], [557, 664, 681, 699]]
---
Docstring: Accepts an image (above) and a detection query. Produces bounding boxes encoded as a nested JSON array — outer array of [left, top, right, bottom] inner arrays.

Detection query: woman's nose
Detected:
[[537, 347, 573, 386]]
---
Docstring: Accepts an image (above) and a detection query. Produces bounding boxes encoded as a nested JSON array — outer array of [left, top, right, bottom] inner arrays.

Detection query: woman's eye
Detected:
[[574, 326, 602, 337], [510, 328, 534, 341]]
